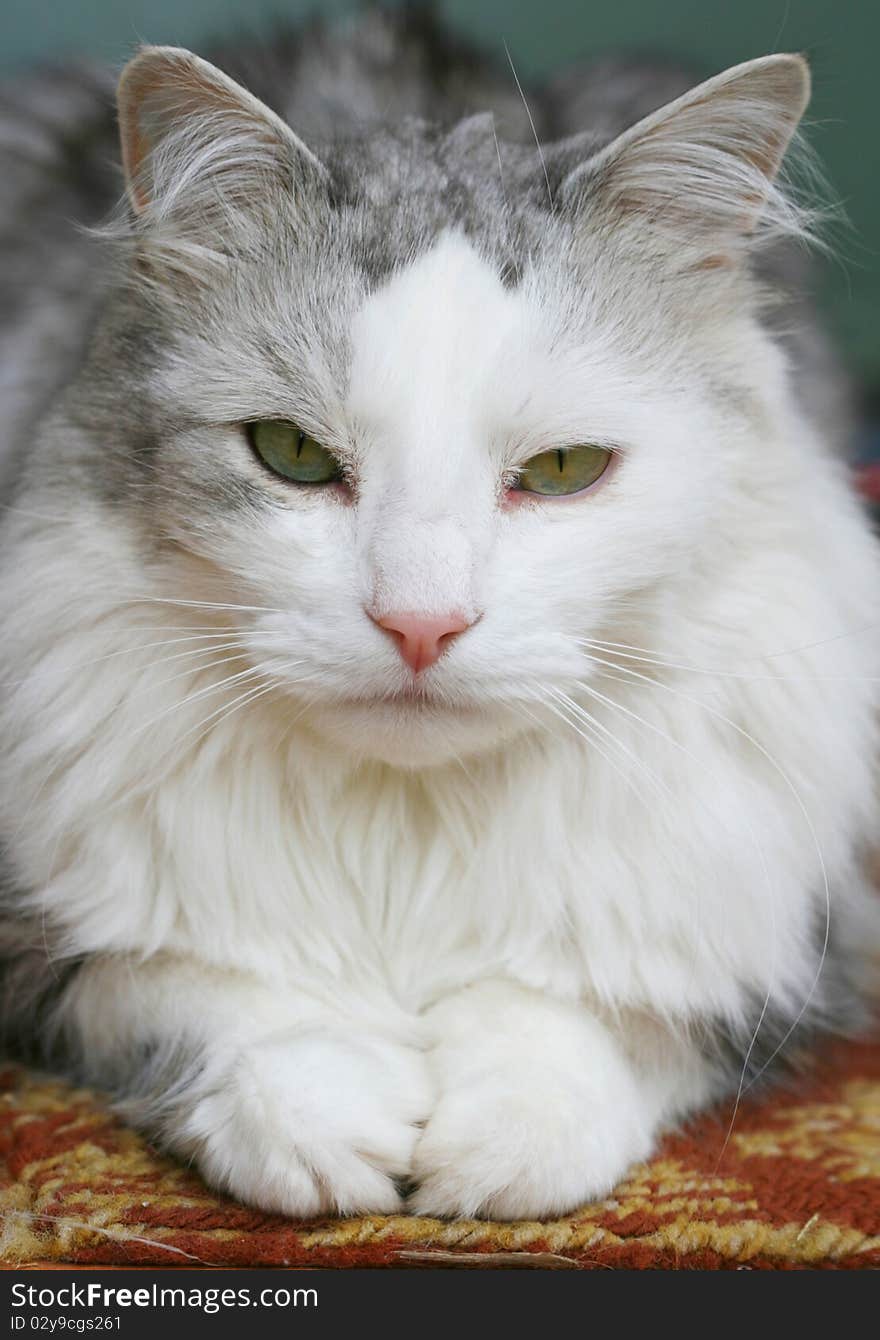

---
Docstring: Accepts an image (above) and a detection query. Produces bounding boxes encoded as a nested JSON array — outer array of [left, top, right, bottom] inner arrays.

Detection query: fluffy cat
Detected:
[[0, 8, 877, 1220]]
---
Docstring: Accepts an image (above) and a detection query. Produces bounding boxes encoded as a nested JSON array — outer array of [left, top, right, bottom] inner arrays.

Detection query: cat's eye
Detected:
[[515, 445, 612, 496], [248, 421, 342, 484]]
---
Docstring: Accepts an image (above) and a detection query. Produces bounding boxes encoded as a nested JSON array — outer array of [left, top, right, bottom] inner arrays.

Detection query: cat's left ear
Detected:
[[558, 54, 811, 264], [117, 45, 327, 239]]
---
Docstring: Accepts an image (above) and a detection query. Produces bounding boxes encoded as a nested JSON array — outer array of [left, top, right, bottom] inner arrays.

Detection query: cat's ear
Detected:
[[116, 45, 327, 237], [558, 54, 811, 264]]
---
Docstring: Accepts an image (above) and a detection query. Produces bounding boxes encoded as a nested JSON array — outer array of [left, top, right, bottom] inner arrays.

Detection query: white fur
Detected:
[[1, 56, 878, 1220]]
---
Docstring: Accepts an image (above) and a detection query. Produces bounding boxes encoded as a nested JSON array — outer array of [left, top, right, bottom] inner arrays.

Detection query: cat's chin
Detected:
[[306, 695, 527, 768]]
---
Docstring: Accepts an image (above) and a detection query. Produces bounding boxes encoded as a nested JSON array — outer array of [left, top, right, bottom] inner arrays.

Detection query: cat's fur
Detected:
[[0, 7, 877, 1219]]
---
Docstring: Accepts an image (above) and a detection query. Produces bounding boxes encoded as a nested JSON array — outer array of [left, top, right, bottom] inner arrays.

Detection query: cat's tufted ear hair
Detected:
[[117, 46, 328, 241], [557, 54, 812, 264]]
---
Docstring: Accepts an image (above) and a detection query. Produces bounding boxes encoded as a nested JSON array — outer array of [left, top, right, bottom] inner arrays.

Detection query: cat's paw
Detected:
[[409, 1056, 652, 1220], [181, 1030, 431, 1217]]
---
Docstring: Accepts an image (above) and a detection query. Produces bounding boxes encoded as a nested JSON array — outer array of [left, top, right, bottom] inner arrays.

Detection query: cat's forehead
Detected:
[[346, 231, 529, 439]]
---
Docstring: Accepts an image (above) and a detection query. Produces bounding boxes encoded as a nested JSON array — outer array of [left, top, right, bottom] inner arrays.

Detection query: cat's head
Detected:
[[92, 45, 811, 766]]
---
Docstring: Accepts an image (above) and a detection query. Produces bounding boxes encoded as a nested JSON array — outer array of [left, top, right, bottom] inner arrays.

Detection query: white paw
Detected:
[[181, 1030, 431, 1217], [410, 1040, 653, 1220]]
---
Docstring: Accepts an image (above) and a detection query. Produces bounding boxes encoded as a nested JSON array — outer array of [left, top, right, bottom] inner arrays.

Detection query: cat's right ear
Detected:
[[116, 46, 327, 241]]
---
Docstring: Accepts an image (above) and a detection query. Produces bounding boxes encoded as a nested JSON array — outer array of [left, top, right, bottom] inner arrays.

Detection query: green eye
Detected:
[[516, 445, 612, 496], [248, 421, 342, 484]]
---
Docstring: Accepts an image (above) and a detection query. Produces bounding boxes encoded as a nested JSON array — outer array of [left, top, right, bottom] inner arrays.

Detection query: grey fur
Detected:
[[0, 894, 83, 1067]]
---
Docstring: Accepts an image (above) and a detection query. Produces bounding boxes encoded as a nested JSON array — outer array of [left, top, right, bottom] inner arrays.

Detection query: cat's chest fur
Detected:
[[24, 649, 843, 1025]]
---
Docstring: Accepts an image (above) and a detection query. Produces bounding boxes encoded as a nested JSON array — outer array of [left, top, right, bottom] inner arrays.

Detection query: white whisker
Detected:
[[582, 648, 830, 1093], [503, 40, 554, 213], [128, 662, 274, 743], [128, 595, 287, 616], [574, 660, 780, 1152], [0, 629, 288, 690], [578, 638, 880, 684], [537, 686, 663, 818]]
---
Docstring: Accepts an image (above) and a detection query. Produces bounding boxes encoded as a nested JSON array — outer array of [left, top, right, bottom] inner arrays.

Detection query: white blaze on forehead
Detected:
[[348, 231, 524, 490], [347, 232, 527, 619]]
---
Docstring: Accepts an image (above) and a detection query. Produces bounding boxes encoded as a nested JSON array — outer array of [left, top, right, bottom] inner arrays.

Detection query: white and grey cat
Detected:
[[0, 9, 877, 1220]]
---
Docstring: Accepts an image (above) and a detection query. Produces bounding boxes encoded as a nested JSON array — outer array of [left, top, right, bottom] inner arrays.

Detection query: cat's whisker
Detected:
[[572, 667, 782, 1124], [561, 679, 713, 988], [503, 40, 553, 213], [99, 666, 302, 812], [179, 663, 332, 762], [546, 684, 673, 809], [540, 685, 703, 959], [158, 658, 317, 761], [11, 651, 272, 828], [127, 661, 275, 744], [539, 686, 716, 999], [490, 116, 507, 205], [0, 629, 290, 691], [127, 595, 288, 616], [124, 662, 309, 805], [571, 690, 783, 1163], [535, 687, 663, 818], [182, 676, 280, 756], [713, 952, 780, 1170], [585, 621, 880, 662], [582, 648, 830, 1097], [126, 646, 258, 700], [269, 687, 315, 759], [577, 637, 880, 684]]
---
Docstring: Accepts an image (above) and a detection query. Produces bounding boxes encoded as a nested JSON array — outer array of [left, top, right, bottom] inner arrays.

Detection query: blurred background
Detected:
[[4, 0, 878, 478]]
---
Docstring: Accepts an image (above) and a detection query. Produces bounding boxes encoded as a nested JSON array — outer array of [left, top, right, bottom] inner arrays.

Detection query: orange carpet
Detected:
[[1, 1039, 878, 1270]]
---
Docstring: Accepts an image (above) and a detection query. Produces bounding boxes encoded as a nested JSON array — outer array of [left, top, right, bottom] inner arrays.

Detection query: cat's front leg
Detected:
[[61, 954, 431, 1217], [411, 980, 716, 1220]]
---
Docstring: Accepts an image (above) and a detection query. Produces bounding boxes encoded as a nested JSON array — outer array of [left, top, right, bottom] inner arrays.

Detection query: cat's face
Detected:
[[98, 46, 809, 766], [125, 226, 742, 768]]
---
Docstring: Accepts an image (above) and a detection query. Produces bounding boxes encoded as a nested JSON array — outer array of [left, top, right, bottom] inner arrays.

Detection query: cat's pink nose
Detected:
[[373, 611, 470, 674]]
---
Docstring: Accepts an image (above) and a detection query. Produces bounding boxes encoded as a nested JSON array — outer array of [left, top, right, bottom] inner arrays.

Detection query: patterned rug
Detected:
[[1, 1038, 878, 1271]]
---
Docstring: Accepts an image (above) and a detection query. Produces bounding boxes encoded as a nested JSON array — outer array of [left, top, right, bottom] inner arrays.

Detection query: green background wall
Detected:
[[3, 0, 877, 386]]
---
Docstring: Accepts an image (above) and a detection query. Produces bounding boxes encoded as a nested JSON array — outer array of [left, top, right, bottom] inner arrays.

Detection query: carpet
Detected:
[[1, 1038, 878, 1271]]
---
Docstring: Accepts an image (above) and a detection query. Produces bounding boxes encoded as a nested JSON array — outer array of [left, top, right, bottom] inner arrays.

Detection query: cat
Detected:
[[0, 6, 877, 1220]]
